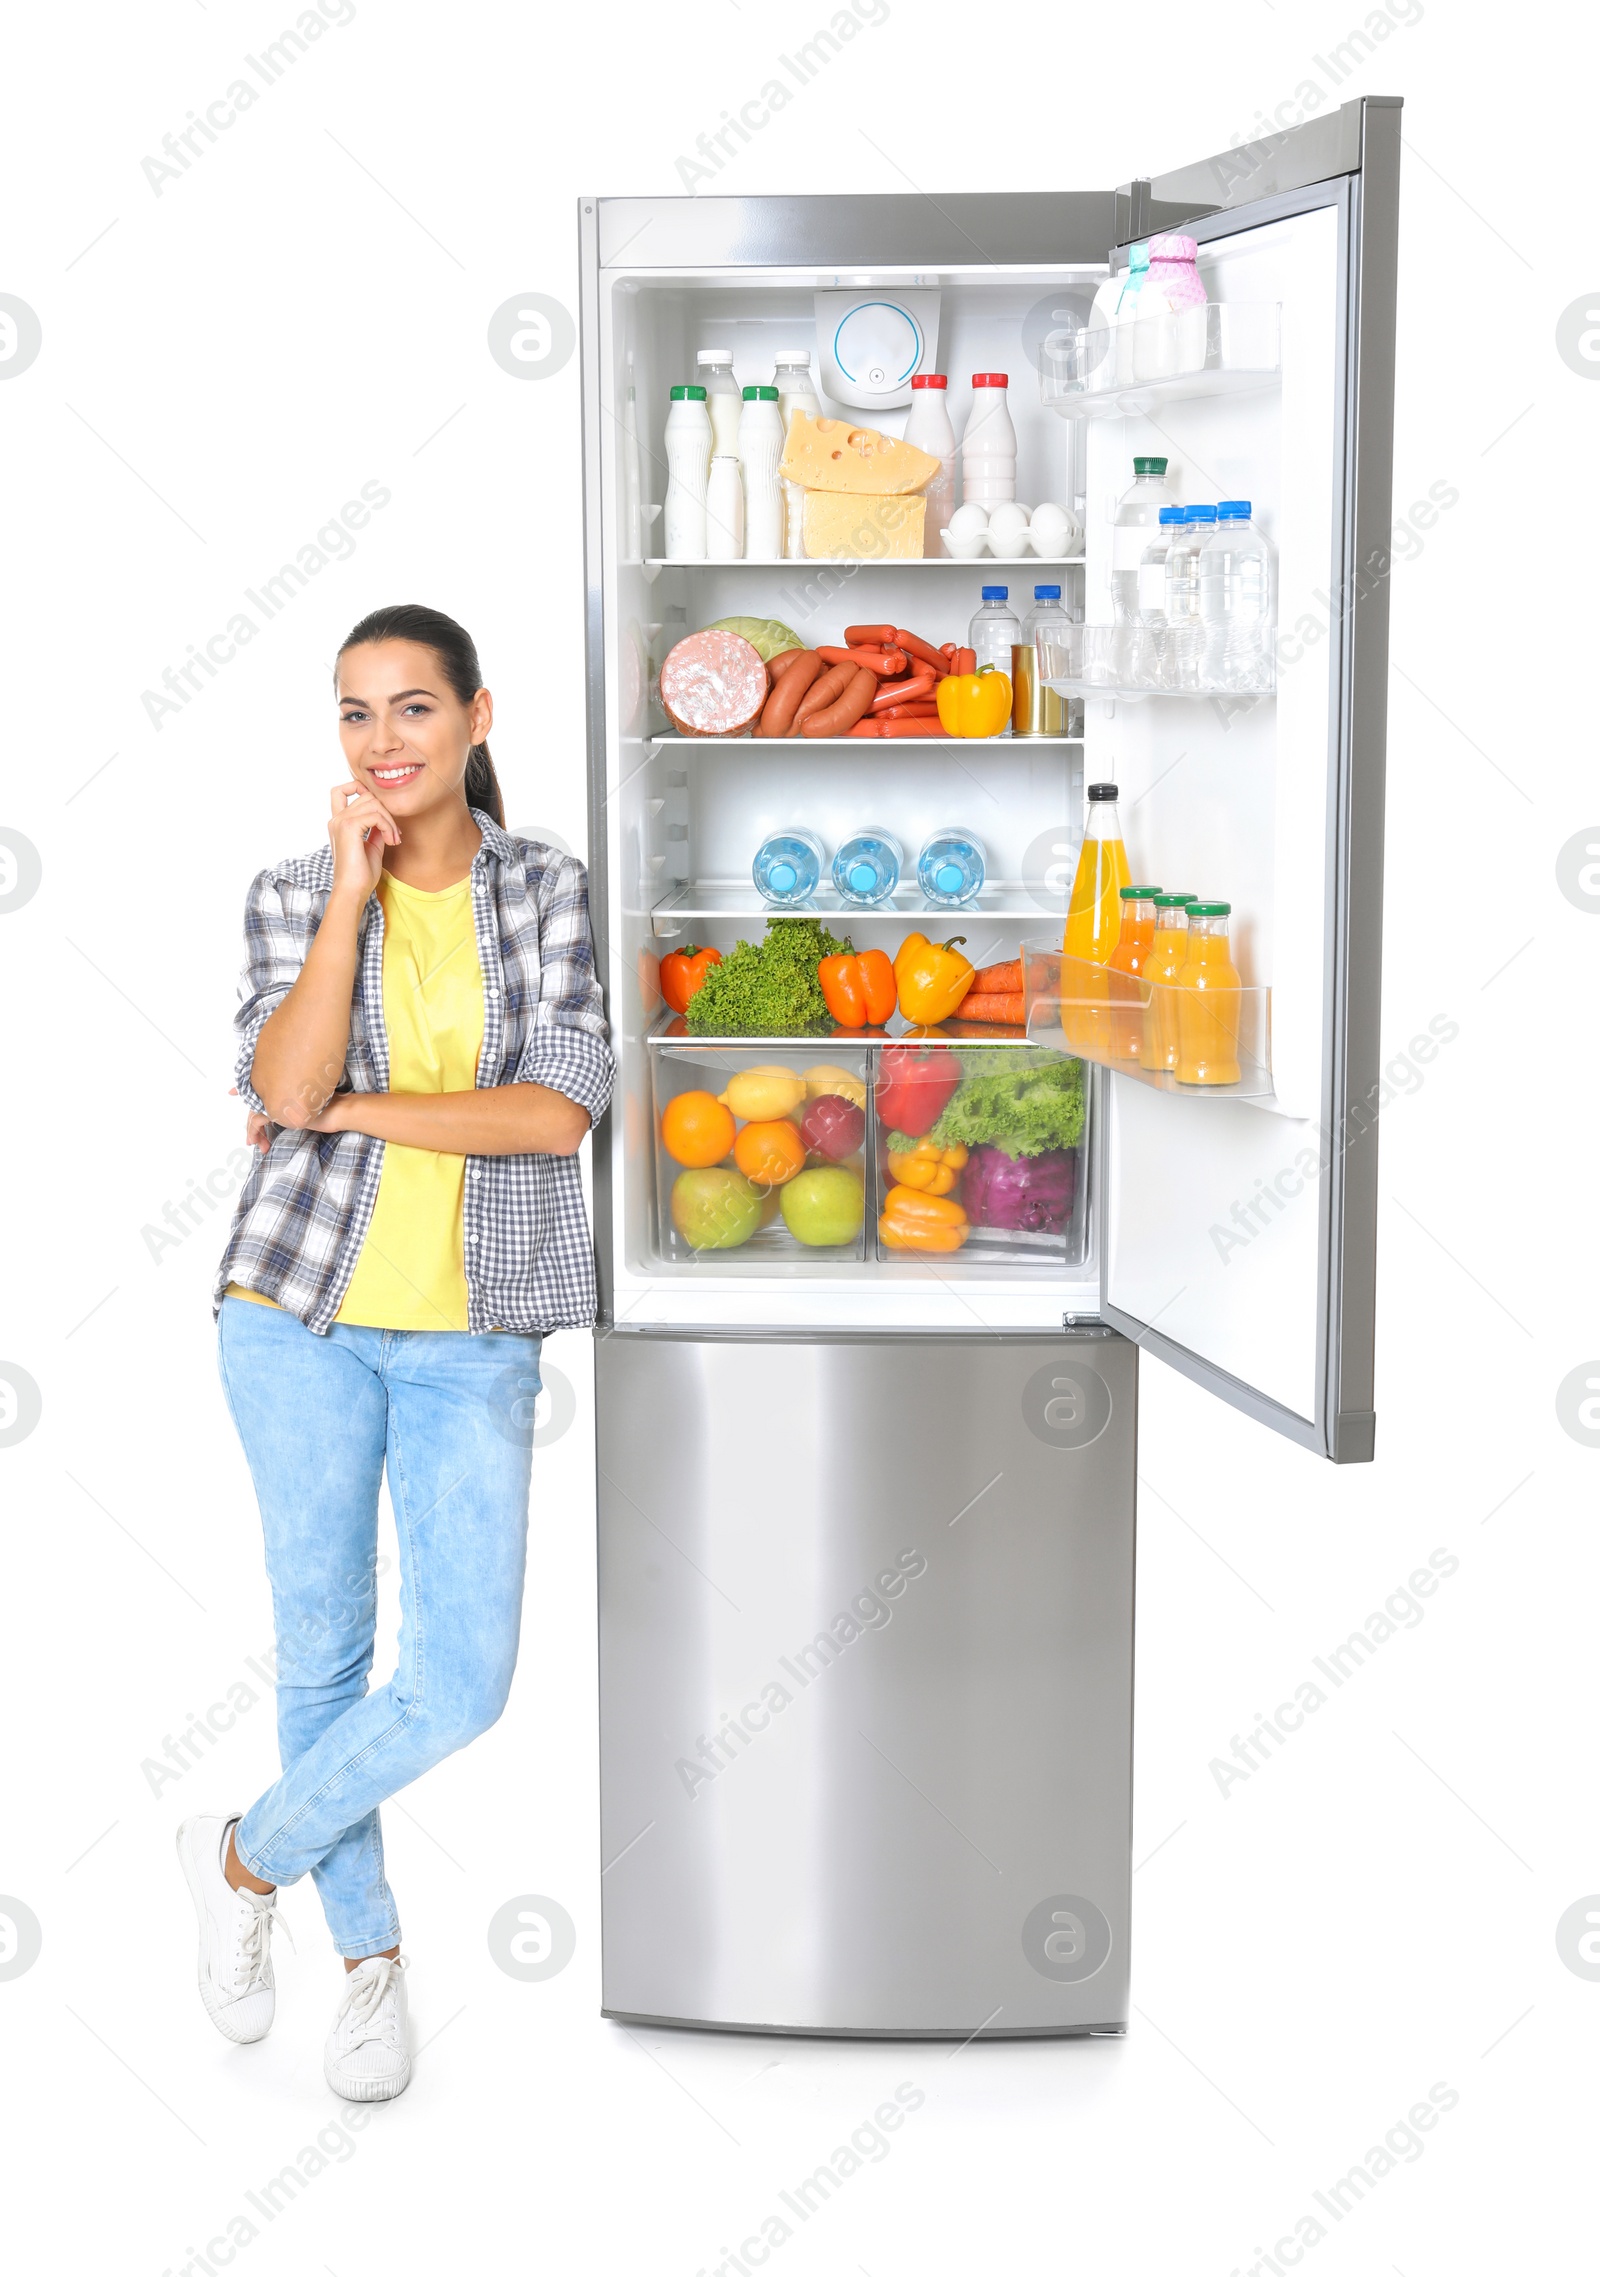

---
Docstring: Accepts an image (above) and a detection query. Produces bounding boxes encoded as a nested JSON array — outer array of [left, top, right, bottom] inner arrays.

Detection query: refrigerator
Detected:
[[577, 96, 1401, 2037]]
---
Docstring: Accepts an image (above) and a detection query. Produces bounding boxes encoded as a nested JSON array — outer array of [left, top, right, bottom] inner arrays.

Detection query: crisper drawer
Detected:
[[647, 1023, 1091, 1274]]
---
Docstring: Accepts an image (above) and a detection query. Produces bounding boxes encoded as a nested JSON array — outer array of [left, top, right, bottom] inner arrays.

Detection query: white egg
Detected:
[[1028, 502, 1082, 557], [985, 502, 1032, 548], [947, 502, 990, 537]]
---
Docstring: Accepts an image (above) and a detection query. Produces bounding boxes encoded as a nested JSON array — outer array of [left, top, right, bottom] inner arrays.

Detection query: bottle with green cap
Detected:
[[1113, 455, 1176, 647], [1176, 902, 1242, 1086], [664, 384, 711, 560], [1139, 891, 1198, 1072], [737, 383, 785, 561], [1108, 884, 1162, 1061]]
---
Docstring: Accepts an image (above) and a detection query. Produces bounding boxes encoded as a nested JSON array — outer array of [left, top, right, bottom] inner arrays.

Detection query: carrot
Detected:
[[843, 622, 897, 647], [957, 992, 1026, 1026], [972, 958, 1023, 993]]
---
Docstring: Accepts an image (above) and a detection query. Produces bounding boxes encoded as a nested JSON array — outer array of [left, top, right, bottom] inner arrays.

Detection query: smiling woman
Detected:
[[184, 602, 613, 2106]]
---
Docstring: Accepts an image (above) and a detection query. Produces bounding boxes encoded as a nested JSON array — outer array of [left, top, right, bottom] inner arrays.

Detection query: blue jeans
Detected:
[[217, 1298, 542, 1957]]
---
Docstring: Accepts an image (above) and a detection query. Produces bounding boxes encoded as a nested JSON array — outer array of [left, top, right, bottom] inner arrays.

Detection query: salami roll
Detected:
[[659, 630, 769, 737]]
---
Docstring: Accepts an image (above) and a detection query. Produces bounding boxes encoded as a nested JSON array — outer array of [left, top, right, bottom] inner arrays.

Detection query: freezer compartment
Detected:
[[596, 1328, 1136, 2037], [1024, 943, 1274, 1103]]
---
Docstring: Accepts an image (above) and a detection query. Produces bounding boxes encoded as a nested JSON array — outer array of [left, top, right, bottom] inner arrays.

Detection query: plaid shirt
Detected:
[[214, 813, 613, 1336]]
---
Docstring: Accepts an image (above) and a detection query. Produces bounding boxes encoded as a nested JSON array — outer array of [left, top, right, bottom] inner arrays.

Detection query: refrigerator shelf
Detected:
[[647, 732, 1082, 749], [1039, 623, 1275, 705], [641, 555, 1082, 571], [1022, 944, 1274, 1102], [650, 883, 1069, 936], [1039, 302, 1282, 420], [646, 1016, 1059, 1052]]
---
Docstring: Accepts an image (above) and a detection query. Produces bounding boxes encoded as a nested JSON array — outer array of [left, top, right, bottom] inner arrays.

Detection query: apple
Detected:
[[671, 1168, 764, 1250], [798, 1093, 866, 1161], [780, 1165, 865, 1249]]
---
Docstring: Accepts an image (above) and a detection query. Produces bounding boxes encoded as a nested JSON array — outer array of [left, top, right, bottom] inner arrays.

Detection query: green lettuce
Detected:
[[930, 1051, 1085, 1159], [685, 917, 852, 1036]]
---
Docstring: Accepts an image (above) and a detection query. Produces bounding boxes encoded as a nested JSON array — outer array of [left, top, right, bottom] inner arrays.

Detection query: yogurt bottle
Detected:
[[696, 348, 744, 456], [705, 454, 744, 561], [774, 350, 821, 559], [904, 373, 957, 553], [663, 384, 711, 560], [960, 374, 1017, 506], [737, 385, 785, 560]]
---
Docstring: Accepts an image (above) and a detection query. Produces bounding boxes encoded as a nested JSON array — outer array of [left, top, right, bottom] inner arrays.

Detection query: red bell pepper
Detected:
[[875, 1042, 962, 1136], [818, 947, 897, 1029]]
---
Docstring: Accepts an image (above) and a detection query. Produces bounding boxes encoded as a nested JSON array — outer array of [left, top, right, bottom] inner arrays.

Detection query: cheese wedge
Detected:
[[803, 492, 926, 561], [780, 413, 940, 497]]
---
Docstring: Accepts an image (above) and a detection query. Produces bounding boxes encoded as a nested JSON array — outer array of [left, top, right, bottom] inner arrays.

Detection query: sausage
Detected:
[[894, 629, 947, 671], [801, 664, 878, 737], [816, 644, 908, 676], [873, 701, 942, 720], [766, 647, 809, 683], [844, 623, 897, 647], [757, 651, 824, 736], [954, 647, 976, 677], [792, 660, 857, 726], [874, 715, 949, 736], [869, 668, 936, 713]]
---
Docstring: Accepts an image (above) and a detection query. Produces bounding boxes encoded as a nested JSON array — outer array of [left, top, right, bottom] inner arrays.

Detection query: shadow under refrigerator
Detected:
[[579, 98, 1400, 2036]]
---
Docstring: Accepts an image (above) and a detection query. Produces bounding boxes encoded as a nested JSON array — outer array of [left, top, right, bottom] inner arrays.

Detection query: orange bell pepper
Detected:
[[879, 1186, 969, 1252], [818, 947, 897, 1029], [885, 1136, 968, 1195], [893, 933, 976, 1024], [935, 663, 1012, 738], [659, 943, 723, 1015]]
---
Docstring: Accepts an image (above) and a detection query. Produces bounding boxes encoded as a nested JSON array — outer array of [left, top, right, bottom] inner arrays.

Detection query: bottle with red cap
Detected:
[[904, 372, 957, 554], [960, 372, 1017, 507]]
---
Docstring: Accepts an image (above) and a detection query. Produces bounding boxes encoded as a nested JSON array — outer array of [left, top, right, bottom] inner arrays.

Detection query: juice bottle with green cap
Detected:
[[1139, 893, 1197, 1071], [1107, 885, 1160, 1061], [1176, 902, 1242, 1085]]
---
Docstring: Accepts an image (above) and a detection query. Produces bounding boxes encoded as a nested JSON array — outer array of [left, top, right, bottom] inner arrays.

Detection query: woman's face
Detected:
[[336, 638, 492, 820]]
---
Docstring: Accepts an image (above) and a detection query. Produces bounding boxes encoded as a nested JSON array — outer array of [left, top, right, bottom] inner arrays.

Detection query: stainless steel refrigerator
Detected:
[[577, 98, 1400, 2036]]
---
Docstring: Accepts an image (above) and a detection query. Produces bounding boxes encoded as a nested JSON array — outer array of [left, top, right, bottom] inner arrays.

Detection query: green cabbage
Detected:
[[703, 616, 803, 663]]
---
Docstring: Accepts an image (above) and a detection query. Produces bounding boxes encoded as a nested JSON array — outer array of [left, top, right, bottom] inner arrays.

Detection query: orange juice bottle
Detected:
[[1139, 892, 1196, 1072], [1107, 885, 1160, 1061], [1176, 901, 1242, 1085], [1062, 783, 1132, 1056]]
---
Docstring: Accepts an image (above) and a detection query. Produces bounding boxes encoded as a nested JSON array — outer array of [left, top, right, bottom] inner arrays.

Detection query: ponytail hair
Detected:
[[337, 602, 505, 827]]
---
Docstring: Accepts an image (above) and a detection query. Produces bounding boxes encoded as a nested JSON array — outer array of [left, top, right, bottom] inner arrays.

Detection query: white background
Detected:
[[1, 2, 1593, 2271]]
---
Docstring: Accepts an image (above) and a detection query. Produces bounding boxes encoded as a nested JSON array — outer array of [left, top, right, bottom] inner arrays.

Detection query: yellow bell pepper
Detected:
[[893, 932, 976, 1024], [885, 1137, 968, 1196], [936, 664, 1012, 738], [879, 1187, 969, 1253]]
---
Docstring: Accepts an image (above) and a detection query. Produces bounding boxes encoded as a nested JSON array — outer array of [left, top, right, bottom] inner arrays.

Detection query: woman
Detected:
[[180, 604, 612, 2102]]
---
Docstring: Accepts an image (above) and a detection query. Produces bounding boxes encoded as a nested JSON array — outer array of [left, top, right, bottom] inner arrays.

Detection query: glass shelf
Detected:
[[641, 555, 1081, 570], [1022, 943, 1274, 1103], [1038, 623, 1275, 705], [1039, 303, 1281, 420], [649, 883, 1065, 938], [647, 731, 1081, 749]]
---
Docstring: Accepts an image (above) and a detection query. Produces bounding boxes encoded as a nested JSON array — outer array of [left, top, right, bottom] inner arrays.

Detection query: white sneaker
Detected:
[[324, 1955, 411, 2102], [176, 1813, 287, 2044]]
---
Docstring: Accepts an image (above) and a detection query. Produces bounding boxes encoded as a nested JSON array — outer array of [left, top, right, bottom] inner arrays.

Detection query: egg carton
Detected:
[[939, 503, 1084, 561]]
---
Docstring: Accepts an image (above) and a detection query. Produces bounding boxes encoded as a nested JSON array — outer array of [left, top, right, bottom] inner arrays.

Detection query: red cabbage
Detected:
[[960, 1144, 1077, 1232]]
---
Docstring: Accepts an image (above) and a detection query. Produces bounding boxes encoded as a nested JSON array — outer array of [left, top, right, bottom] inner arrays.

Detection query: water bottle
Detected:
[[753, 828, 824, 905], [1012, 586, 1074, 737], [1199, 500, 1276, 692], [832, 829, 902, 907], [1163, 503, 1216, 690], [917, 829, 986, 908], [1129, 506, 1186, 688], [968, 585, 1021, 732], [1112, 456, 1175, 632]]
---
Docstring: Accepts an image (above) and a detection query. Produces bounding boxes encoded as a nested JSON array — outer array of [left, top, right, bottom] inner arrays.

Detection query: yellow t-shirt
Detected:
[[334, 871, 484, 1330]]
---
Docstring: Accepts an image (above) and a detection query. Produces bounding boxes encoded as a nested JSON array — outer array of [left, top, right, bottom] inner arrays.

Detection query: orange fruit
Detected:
[[732, 1117, 808, 1187], [661, 1089, 736, 1167]]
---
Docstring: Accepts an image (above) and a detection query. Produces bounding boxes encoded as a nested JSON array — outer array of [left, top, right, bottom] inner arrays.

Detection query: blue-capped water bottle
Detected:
[[753, 827, 824, 905], [917, 829, 986, 908], [832, 828, 902, 907]]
